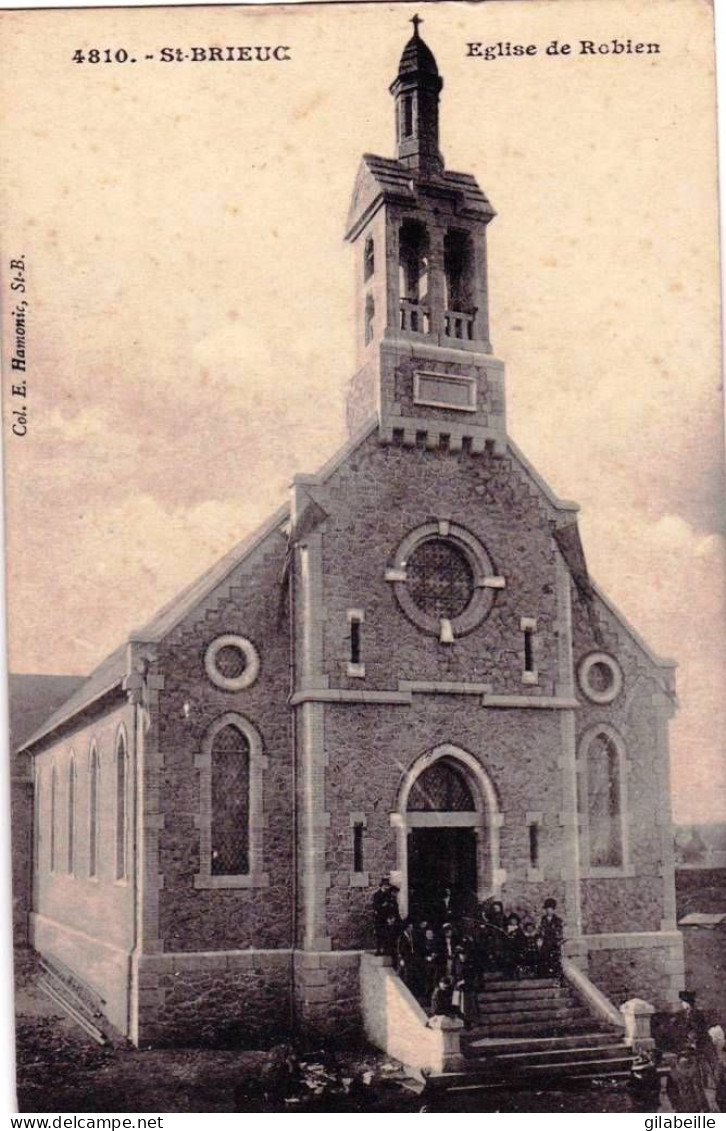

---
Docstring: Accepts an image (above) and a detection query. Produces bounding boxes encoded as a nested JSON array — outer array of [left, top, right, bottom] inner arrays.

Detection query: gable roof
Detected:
[[17, 504, 290, 754], [9, 673, 87, 765], [345, 153, 495, 240]]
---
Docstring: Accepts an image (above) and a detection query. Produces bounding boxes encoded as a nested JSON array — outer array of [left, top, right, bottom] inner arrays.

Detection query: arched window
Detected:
[[195, 714, 268, 890], [585, 730, 624, 869], [115, 731, 128, 880], [364, 294, 375, 345], [89, 745, 100, 878], [363, 236, 374, 281], [67, 757, 76, 875], [407, 758, 476, 812], [399, 220, 430, 333], [211, 724, 250, 875], [50, 766, 57, 873]]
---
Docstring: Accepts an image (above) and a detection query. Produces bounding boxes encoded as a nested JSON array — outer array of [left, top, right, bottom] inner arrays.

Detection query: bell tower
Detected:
[[345, 18, 507, 455]]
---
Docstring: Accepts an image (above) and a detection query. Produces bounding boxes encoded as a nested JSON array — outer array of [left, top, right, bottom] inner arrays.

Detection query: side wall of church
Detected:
[[571, 585, 683, 1007], [30, 700, 137, 1035], [153, 524, 294, 956]]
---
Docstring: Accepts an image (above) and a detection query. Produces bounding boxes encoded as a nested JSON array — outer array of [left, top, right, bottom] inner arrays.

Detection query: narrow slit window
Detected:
[[363, 237, 375, 281], [353, 822, 364, 873], [350, 617, 361, 665], [402, 95, 413, 138], [524, 627, 535, 672], [529, 822, 540, 868], [364, 294, 375, 345]]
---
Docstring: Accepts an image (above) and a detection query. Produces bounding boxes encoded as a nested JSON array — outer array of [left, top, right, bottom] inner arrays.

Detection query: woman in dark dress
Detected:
[[452, 944, 481, 1029], [539, 898, 564, 978], [502, 913, 525, 979]]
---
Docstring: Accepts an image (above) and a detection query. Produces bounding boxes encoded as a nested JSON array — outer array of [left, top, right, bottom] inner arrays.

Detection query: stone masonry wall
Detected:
[[321, 435, 562, 694], [294, 950, 362, 1043], [572, 582, 675, 936], [135, 950, 293, 1047], [156, 523, 294, 953], [323, 699, 568, 950], [586, 933, 685, 1011]]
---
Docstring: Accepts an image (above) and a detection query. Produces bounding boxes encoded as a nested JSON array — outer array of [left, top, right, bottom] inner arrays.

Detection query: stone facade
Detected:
[[18, 25, 683, 1047]]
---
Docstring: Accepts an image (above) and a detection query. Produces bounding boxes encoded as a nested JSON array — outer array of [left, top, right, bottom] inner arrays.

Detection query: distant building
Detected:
[[17, 26, 683, 1045], [675, 824, 726, 869]]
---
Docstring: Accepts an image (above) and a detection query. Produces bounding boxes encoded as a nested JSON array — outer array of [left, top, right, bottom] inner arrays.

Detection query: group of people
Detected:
[[371, 878, 565, 1025], [664, 992, 726, 1113]]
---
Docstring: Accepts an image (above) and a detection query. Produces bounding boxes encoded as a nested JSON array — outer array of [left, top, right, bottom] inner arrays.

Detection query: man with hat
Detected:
[[371, 877, 399, 956], [539, 898, 564, 978]]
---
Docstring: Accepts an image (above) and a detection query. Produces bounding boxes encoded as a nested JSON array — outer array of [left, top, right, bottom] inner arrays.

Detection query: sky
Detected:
[[0, 0, 724, 823]]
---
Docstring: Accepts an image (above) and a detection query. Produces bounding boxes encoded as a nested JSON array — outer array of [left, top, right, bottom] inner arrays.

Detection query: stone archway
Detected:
[[390, 744, 503, 919]]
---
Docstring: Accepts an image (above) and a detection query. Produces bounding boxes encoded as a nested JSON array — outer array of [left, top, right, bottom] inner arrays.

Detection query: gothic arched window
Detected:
[[408, 758, 475, 812], [195, 714, 269, 890], [585, 730, 624, 869], [89, 745, 100, 878], [67, 757, 76, 875], [115, 731, 128, 880], [211, 724, 250, 875]]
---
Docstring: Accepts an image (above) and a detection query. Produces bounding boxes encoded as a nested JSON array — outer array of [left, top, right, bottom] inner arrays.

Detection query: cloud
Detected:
[[580, 504, 726, 823]]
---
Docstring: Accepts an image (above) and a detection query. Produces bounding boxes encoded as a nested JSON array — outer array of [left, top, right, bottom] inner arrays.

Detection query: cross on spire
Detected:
[[410, 13, 423, 37]]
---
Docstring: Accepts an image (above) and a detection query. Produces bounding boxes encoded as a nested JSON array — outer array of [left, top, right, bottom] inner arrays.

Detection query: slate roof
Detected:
[[9, 673, 86, 757], [345, 153, 495, 239], [16, 504, 290, 754]]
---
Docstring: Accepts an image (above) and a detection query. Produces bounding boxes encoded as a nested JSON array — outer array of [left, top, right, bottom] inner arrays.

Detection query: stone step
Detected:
[[467, 1041, 631, 1070], [472, 1005, 593, 1027], [480, 977, 560, 992], [431, 1054, 635, 1092], [477, 986, 571, 1006], [466, 1017, 611, 1039], [477, 994, 577, 1015], [464, 1030, 619, 1055]]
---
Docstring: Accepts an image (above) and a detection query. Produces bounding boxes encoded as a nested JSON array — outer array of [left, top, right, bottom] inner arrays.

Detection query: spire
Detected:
[[390, 19, 444, 177]]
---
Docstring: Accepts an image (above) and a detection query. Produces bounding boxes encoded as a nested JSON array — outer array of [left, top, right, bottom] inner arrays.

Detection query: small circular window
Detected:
[[578, 651, 623, 704], [205, 635, 260, 691]]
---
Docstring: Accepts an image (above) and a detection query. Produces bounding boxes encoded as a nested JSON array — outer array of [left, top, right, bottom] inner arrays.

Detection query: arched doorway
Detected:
[[390, 744, 503, 920]]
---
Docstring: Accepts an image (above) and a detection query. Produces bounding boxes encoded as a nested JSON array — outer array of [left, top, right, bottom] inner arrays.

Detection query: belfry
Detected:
[[20, 25, 682, 1063]]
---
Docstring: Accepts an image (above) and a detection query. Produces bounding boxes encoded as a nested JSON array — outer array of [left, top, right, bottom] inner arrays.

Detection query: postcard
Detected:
[[1, 0, 723, 1115]]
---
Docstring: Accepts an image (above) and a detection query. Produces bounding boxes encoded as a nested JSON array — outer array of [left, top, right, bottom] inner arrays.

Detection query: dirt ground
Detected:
[[12, 955, 642, 1114]]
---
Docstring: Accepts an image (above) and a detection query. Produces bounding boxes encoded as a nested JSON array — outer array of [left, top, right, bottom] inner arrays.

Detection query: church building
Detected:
[[19, 24, 684, 1047]]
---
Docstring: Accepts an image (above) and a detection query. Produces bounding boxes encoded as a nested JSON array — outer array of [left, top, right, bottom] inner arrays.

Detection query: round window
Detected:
[[406, 538, 475, 620], [387, 522, 501, 640], [578, 651, 623, 704], [205, 635, 260, 691]]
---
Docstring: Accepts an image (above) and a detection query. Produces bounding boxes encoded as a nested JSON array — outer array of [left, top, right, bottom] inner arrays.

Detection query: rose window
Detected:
[[406, 538, 475, 619]]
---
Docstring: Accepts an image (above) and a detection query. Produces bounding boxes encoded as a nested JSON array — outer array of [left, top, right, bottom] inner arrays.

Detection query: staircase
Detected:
[[431, 973, 635, 1092]]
